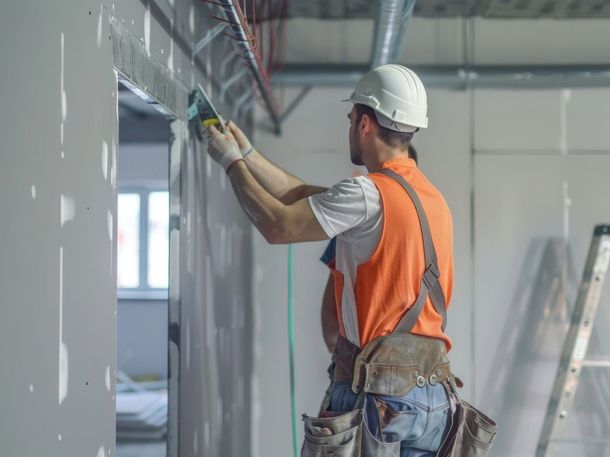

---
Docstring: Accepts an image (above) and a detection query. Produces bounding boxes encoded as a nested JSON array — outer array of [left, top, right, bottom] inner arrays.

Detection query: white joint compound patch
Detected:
[[102, 141, 109, 180], [105, 365, 111, 391], [189, 5, 195, 34], [58, 434, 62, 441], [107, 210, 113, 241], [60, 195, 75, 227], [60, 33, 67, 123], [144, 4, 151, 56], [186, 322, 191, 370], [559, 89, 572, 155], [31, 185, 36, 200], [168, 21, 174, 73], [29, 384, 34, 392], [110, 141, 117, 189], [96, 6, 103, 48], [59, 342, 69, 404], [59, 246, 68, 405], [97, 445, 105, 457]]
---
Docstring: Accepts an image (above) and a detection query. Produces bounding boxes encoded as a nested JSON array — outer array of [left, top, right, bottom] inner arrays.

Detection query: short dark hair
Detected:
[[408, 144, 418, 164], [354, 104, 414, 152]]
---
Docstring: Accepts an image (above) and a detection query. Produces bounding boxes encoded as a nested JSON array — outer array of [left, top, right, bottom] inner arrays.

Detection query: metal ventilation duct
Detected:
[[283, 0, 610, 18], [370, 0, 416, 67]]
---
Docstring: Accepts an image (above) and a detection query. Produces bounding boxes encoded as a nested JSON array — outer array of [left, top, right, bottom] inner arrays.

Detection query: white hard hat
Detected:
[[343, 64, 428, 133]]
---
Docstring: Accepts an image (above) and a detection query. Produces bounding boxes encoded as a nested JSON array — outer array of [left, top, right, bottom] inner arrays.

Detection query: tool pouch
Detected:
[[437, 382, 497, 457], [301, 408, 401, 457]]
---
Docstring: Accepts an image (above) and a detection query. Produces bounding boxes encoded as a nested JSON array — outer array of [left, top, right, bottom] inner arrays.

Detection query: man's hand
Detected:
[[226, 120, 253, 155], [207, 124, 242, 171]]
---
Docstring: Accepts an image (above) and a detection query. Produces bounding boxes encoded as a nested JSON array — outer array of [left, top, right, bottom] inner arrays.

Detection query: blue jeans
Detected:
[[329, 381, 451, 457]]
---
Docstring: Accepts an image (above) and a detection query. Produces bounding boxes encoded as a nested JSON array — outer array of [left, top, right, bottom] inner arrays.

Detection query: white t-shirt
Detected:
[[307, 176, 382, 347]]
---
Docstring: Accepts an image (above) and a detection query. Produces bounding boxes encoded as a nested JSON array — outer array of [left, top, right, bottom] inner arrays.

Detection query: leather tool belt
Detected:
[[332, 333, 451, 397]]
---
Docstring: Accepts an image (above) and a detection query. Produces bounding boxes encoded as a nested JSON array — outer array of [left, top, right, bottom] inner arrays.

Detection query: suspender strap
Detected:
[[378, 169, 447, 333]]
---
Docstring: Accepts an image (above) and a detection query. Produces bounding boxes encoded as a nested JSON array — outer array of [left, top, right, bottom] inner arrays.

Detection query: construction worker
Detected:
[[320, 144, 418, 355], [207, 64, 454, 456]]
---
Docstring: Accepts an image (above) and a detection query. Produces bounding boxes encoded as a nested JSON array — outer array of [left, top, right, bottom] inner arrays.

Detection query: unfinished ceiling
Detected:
[[283, 0, 610, 18]]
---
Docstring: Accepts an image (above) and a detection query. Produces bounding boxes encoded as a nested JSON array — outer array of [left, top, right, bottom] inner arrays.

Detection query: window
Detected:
[[117, 194, 141, 288], [117, 189, 169, 299], [148, 192, 169, 289]]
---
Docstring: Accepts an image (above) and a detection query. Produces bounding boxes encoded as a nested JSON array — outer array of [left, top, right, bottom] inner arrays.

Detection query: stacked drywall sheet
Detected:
[[116, 383, 167, 440]]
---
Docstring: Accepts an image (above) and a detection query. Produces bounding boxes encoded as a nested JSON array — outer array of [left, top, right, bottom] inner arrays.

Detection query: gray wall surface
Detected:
[[0, 1, 254, 456], [252, 86, 610, 457], [0, 3, 118, 456]]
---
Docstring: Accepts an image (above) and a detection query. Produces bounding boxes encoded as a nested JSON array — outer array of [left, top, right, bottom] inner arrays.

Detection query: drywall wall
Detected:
[[252, 86, 610, 457], [0, 1, 254, 456]]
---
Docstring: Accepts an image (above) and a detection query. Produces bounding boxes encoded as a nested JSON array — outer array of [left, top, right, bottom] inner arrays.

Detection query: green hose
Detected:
[[287, 244, 299, 457]]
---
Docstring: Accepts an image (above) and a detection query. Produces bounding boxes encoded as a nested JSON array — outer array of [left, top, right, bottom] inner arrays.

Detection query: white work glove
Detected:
[[207, 124, 242, 171], [226, 120, 255, 158]]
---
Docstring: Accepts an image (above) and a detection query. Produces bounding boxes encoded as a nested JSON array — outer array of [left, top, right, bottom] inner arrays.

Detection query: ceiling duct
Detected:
[[370, 0, 416, 68], [281, 0, 610, 19]]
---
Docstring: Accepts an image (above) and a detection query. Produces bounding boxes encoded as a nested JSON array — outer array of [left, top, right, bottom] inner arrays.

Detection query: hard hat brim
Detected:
[[341, 96, 419, 133]]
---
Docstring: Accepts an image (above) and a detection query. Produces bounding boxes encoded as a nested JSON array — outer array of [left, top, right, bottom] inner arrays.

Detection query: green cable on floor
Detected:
[[287, 244, 299, 457]]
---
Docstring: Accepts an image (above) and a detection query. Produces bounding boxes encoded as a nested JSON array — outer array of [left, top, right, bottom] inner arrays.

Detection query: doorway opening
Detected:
[[115, 80, 170, 457]]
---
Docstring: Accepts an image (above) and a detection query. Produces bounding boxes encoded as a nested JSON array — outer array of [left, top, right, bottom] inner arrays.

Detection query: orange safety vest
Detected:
[[331, 157, 454, 350]]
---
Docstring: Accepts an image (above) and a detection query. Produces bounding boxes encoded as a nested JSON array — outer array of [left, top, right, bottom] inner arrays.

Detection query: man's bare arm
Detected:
[[227, 160, 329, 244], [321, 273, 339, 354], [227, 121, 327, 204], [245, 149, 328, 204]]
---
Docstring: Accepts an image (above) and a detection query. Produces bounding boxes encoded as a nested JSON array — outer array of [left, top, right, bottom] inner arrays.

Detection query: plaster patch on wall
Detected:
[[168, 20, 174, 73], [58, 434, 62, 441], [60, 33, 67, 123], [205, 151, 212, 178], [219, 224, 226, 270], [102, 141, 109, 180], [97, 445, 105, 457], [61, 123, 64, 145], [203, 420, 210, 449], [144, 4, 151, 57], [31, 185, 36, 200], [105, 365, 111, 391], [60, 194, 75, 227], [111, 139, 116, 183], [97, 5, 103, 48], [186, 321, 191, 370], [59, 344, 69, 404], [107, 210, 113, 241], [189, 5, 195, 34], [559, 89, 571, 155], [29, 384, 34, 392]]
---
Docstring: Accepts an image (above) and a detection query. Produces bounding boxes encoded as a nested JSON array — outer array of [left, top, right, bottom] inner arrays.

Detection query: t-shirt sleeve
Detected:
[[307, 176, 371, 238]]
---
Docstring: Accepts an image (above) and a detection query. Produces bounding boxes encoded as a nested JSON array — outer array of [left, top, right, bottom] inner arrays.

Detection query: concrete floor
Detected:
[[116, 441, 166, 457]]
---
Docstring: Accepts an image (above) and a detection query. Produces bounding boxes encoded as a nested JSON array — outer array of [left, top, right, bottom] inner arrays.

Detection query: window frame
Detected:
[[117, 186, 169, 301]]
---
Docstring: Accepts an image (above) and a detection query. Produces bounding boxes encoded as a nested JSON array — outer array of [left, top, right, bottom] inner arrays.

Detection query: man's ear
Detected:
[[360, 113, 372, 135]]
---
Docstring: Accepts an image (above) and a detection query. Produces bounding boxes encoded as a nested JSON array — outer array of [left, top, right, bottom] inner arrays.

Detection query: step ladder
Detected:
[[536, 224, 610, 457]]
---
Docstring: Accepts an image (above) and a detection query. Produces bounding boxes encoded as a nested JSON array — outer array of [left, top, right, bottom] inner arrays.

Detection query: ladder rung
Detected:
[[582, 357, 610, 368], [551, 437, 610, 446]]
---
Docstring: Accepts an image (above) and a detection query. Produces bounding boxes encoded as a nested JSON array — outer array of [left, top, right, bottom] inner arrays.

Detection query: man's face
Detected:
[[348, 107, 364, 166]]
